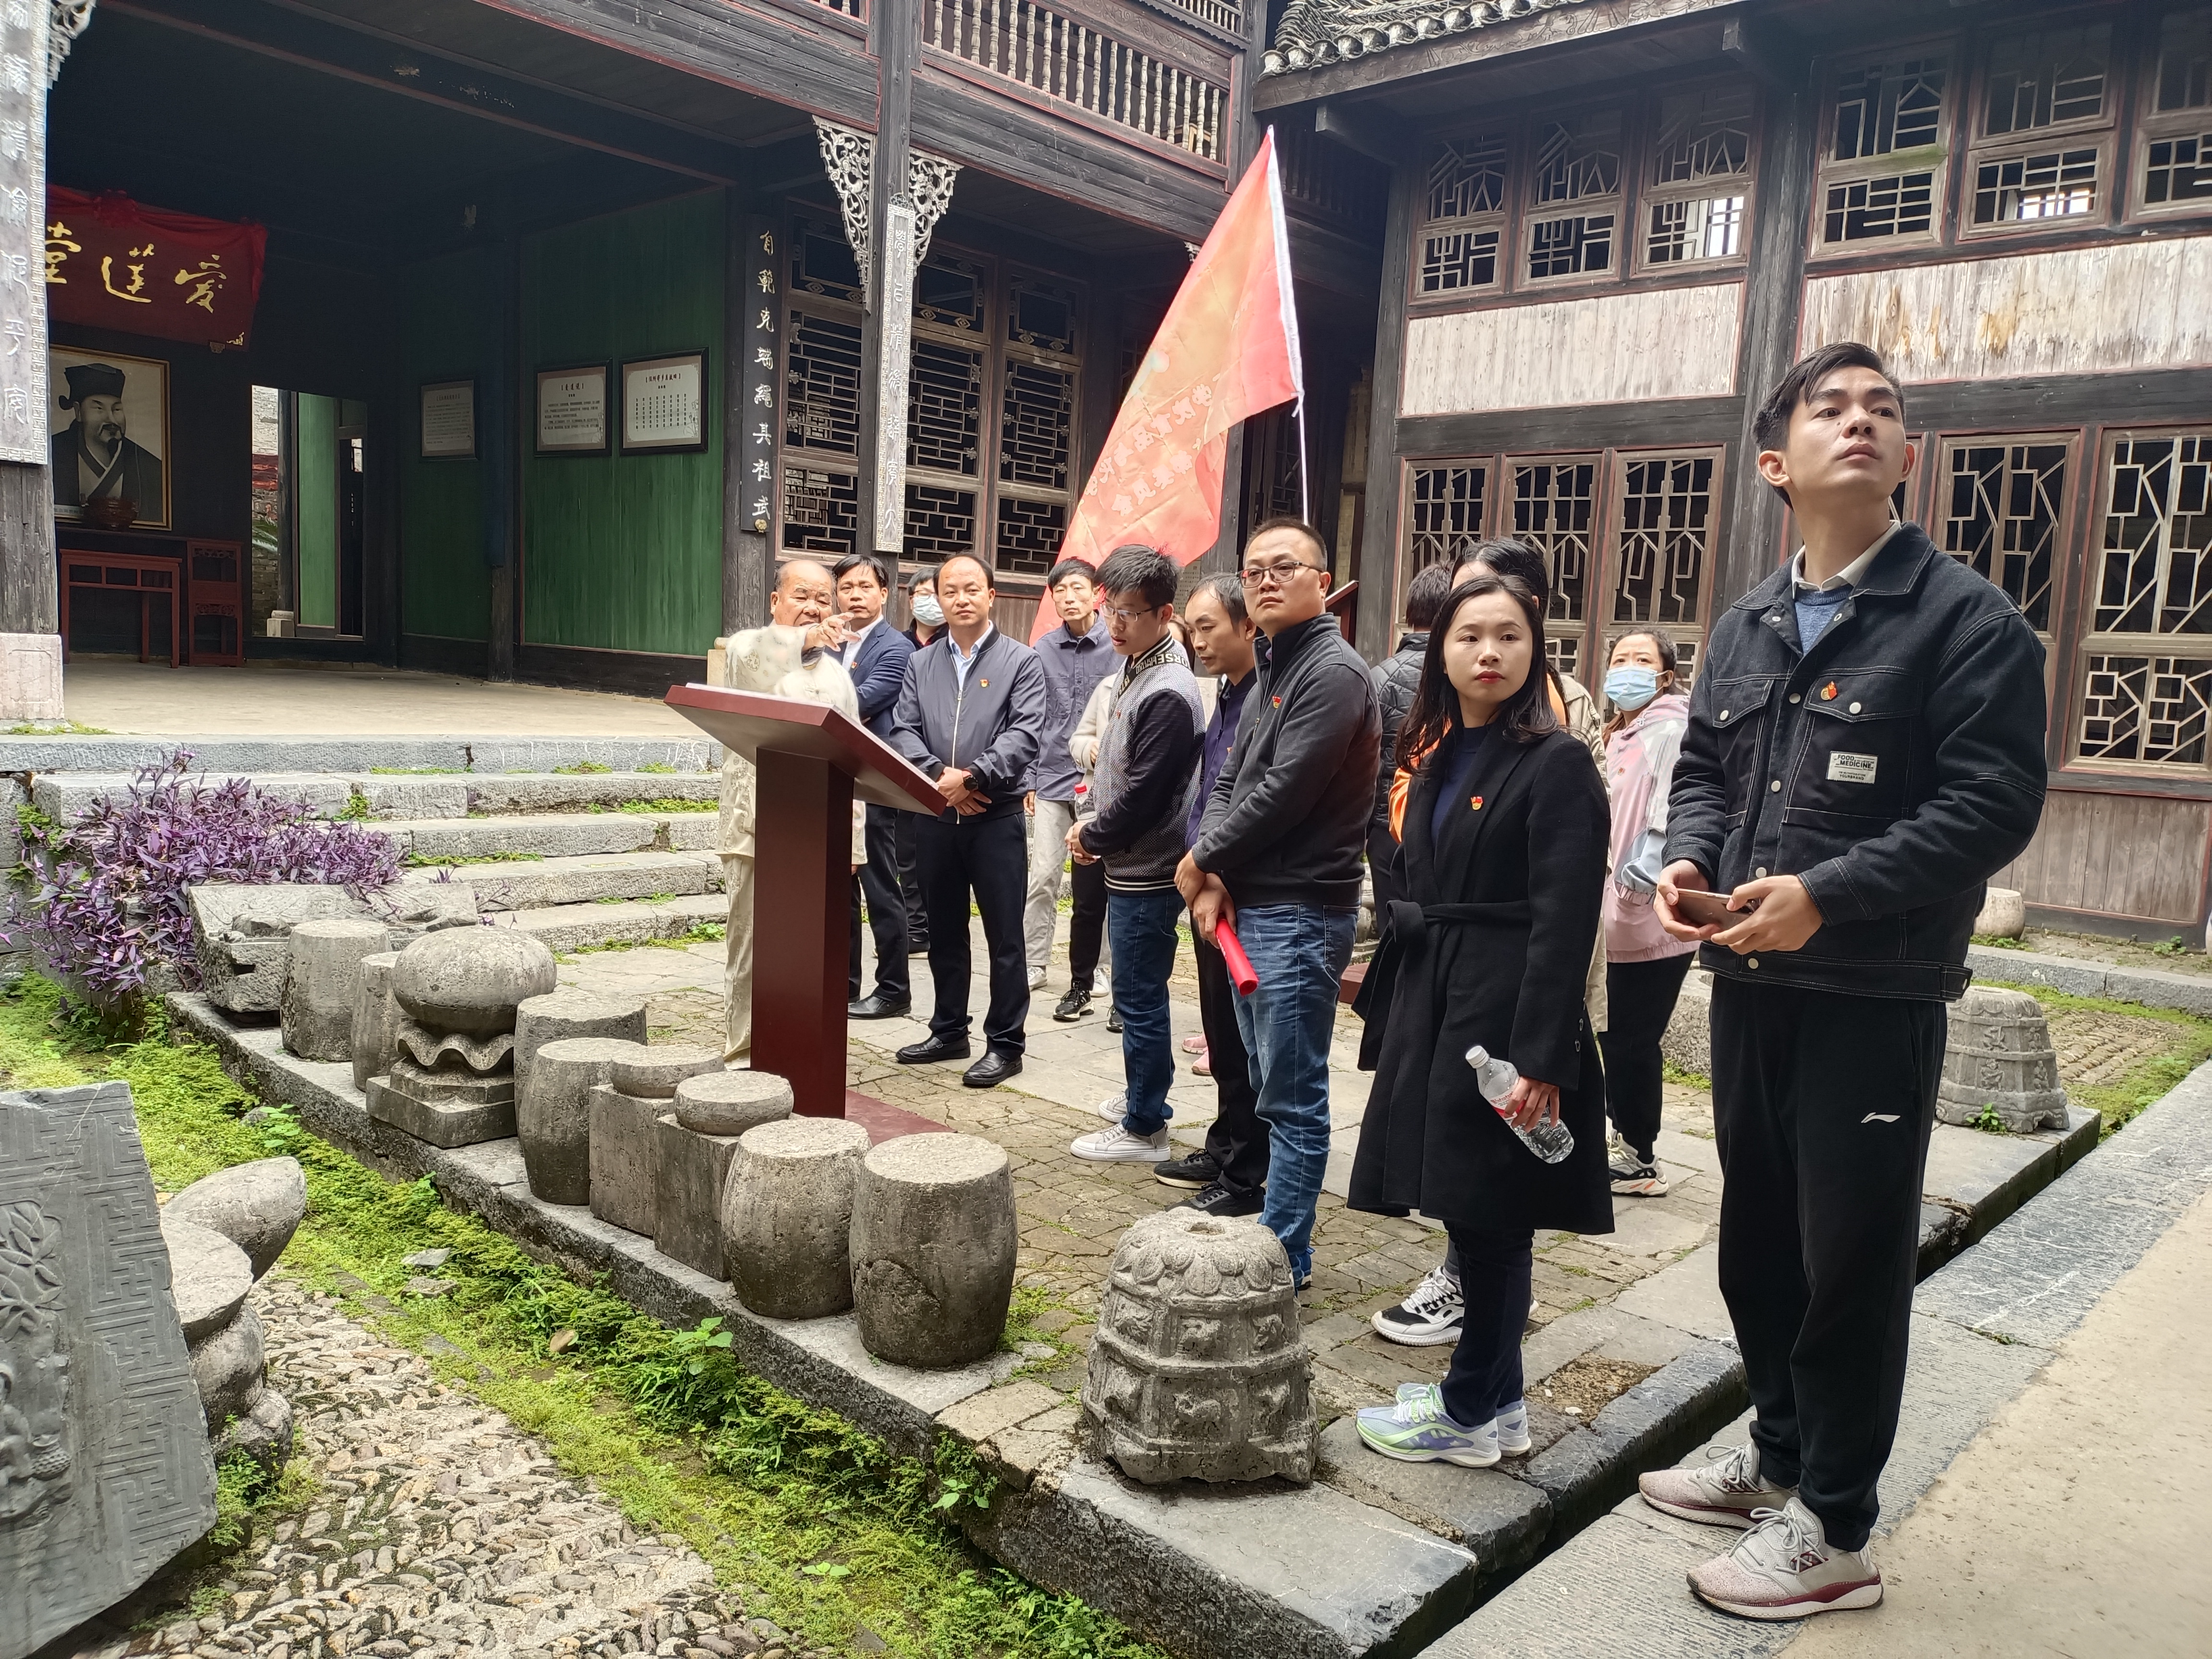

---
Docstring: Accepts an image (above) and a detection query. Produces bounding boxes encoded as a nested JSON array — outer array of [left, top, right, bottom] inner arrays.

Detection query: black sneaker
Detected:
[[1106, 1004, 1123, 1033], [1153, 1149, 1220, 1190], [1054, 986, 1094, 1022], [1176, 1181, 1262, 1218], [1370, 1266, 1466, 1347], [1609, 1142, 1670, 1198]]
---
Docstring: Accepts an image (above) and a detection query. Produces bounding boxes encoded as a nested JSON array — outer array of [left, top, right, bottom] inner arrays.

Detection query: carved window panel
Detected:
[[1817, 53, 1951, 251], [1967, 26, 2114, 238], [1525, 110, 1622, 283], [785, 311, 863, 457], [1404, 462, 1491, 570], [903, 484, 978, 561], [1984, 26, 2111, 135], [781, 465, 860, 558], [1419, 134, 1508, 297], [1509, 456, 1599, 683], [996, 494, 1068, 576], [999, 361, 1074, 491], [1611, 454, 1713, 634], [906, 338, 984, 478], [2094, 433, 2212, 636], [2137, 9, 2212, 217], [1971, 145, 2104, 226], [1940, 437, 2069, 633], [2078, 655, 2212, 766], [1641, 81, 1754, 271], [789, 218, 864, 305], [915, 257, 985, 332], [1008, 276, 1079, 356]]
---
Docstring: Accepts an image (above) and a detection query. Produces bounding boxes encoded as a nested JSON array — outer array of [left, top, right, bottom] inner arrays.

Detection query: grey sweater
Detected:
[[1081, 637, 1202, 891]]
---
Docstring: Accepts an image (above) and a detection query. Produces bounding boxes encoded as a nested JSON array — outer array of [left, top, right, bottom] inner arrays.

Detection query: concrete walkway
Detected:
[[1791, 1187, 2212, 1659], [60, 659, 695, 736]]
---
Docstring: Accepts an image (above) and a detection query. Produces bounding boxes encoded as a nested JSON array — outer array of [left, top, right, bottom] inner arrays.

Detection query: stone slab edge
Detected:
[[0, 734, 716, 775], [1433, 1056, 2212, 1656], [163, 992, 1003, 1460], [1966, 943, 2212, 1017]]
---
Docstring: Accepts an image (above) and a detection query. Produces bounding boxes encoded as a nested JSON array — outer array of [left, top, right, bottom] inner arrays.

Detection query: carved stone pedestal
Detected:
[[366, 1056, 517, 1148], [1937, 985, 2069, 1132], [655, 1115, 743, 1279], [589, 1084, 662, 1238]]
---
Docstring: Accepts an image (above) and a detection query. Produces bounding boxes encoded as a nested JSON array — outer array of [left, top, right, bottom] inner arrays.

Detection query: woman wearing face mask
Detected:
[[1347, 573, 1611, 1468], [904, 570, 944, 649], [1597, 629, 1695, 1198]]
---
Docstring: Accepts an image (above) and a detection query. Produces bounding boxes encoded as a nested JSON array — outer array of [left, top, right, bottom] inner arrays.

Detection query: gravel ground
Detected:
[[99, 1276, 843, 1659]]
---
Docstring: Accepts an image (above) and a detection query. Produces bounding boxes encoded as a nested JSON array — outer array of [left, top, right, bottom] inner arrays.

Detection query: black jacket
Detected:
[[1665, 523, 2047, 1001], [1370, 631, 1428, 832], [1194, 613, 1381, 910], [887, 628, 1047, 824], [1349, 726, 1612, 1235]]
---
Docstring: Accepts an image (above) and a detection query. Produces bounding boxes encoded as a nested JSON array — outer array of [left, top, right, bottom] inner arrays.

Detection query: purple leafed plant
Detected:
[[8, 750, 400, 1002]]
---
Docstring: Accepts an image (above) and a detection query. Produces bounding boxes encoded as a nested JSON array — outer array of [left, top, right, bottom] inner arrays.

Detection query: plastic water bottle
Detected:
[[1465, 1045, 1574, 1164]]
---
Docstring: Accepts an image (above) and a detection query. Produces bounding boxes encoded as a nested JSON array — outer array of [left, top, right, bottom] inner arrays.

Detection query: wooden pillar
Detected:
[[481, 231, 520, 681], [1353, 156, 1418, 666], [857, 0, 916, 558], [1721, 25, 1817, 609], [0, 3, 60, 719], [724, 199, 776, 632]]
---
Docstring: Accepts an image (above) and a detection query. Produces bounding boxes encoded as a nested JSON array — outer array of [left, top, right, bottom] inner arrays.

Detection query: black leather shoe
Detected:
[[1106, 1004, 1123, 1033], [907, 935, 933, 956], [848, 993, 912, 1020], [895, 1034, 970, 1065], [962, 1050, 1022, 1088]]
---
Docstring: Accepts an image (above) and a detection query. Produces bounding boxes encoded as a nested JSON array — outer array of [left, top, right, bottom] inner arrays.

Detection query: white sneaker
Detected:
[[1640, 1441, 1797, 1529], [1071, 1123, 1170, 1162], [1495, 1399, 1532, 1455], [1027, 966, 1048, 991], [1687, 1496, 1883, 1620], [1370, 1266, 1465, 1346], [1093, 1091, 1126, 1123]]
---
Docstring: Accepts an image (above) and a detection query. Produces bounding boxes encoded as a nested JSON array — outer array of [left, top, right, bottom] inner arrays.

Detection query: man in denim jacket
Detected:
[[1638, 344, 2047, 1621]]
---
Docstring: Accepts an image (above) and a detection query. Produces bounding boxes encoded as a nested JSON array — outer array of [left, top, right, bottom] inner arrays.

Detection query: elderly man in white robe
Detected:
[[716, 558, 866, 1061]]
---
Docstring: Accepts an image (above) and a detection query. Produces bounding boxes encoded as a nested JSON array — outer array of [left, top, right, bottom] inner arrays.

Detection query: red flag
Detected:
[[1029, 131, 1302, 640]]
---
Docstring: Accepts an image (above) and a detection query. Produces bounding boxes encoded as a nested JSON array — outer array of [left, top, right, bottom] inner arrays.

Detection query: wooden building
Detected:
[[37, 0, 1379, 689], [1256, 0, 2212, 938]]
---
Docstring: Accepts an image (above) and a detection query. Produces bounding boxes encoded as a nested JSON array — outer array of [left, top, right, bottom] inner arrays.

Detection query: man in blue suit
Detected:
[[835, 553, 919, 1017]]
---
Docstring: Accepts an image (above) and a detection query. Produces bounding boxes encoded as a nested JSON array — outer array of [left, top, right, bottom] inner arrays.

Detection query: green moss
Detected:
[[0, 976, 1165, 1659], [1661, 1060, 1711, 1093], [4, 719, 108, 734], [553, 760, 613, 775], [401, 850, 546, 867], [614, 798, 717, 815], [558, 922, 724, 960], [368, 766, 469, 775], [1970, 932, 2027, 950]]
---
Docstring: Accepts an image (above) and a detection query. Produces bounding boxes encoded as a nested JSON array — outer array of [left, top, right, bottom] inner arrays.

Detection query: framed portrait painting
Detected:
[[49, 346, 171, 529]]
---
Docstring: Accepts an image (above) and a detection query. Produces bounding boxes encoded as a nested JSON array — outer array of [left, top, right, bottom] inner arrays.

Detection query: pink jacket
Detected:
[[1602, 690, 1698, 963]]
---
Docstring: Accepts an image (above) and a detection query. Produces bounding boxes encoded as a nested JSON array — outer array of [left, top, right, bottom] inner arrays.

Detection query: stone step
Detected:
[[395, 850, 722, 912], [29, 768, 719, 824], [493, 892, 728, 955], [373, 811, 717, 862], [0, 733, 716, 776]]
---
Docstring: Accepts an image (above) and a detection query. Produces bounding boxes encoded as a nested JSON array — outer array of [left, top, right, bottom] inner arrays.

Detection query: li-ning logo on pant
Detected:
[[1861, 1112, 1901, 1124]]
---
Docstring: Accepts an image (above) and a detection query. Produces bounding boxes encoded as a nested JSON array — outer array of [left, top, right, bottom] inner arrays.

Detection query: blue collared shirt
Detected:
[[949, 624, 996, 689], [1032, 614, 1117, 801]]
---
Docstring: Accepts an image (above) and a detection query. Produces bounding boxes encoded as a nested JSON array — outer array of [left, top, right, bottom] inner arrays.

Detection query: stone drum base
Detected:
[[723, 1116, 871, 1319], [522, 1037, 647, 1207], [852, 1131, 1017, 1370], [367, 1057, 518, 1148]]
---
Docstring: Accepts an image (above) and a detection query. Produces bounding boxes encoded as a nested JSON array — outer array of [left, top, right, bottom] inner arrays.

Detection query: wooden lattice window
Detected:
[[1817, 52, 1952, 251], [1939, 436, 2071, 633], [1610, 451, 1717, 681], [1524, 111, 1622, 284], [1966, 24, 2114, 237], [1404, 462, 1492, 571], [1509, 455, 1599, 681], [2136, 7, 2212, 218], [1640, 83, 1754, 270], [1419, 134, 1509, 296], [2077, 429, 2212, 770]]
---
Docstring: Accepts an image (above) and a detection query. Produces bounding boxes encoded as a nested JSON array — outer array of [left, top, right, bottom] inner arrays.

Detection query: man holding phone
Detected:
[[1641, 343, 2047, 1620]]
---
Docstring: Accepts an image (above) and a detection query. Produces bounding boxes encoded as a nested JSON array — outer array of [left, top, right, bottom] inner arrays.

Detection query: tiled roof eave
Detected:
[[1261, 0, 1591, 77]]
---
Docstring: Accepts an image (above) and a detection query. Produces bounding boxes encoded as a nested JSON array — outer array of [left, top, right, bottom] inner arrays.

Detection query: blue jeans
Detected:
[[1108, 887, 1184, 1135], [1230, 902, 1356, 1281]]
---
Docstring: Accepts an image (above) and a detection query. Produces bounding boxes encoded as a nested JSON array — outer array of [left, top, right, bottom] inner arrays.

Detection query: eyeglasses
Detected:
[[1238, 560, 1324, 589], [1103, 603, 1166, 624]]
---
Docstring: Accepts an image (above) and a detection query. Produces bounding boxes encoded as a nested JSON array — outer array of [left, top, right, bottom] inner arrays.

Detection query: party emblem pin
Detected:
[[1272, 696, 1283, 707], [1469, 795, 1484, 811], [1820, 681, 1839, 700], [980, 678, 990, 688]]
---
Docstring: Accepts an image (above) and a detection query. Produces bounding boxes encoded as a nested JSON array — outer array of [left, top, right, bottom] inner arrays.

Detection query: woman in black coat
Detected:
[[1349, 571, 1612, 1467]]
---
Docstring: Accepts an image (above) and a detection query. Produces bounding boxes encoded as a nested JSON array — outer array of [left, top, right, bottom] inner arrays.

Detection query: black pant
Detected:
[[1710, 976, 1943, 1552], [1439, 1225, 1533, 1428], [917, 810, 1030, 1054], [1069, 855, 1107, 990], [1367, 821, 1407, 915], [1600, 952, 1695, 1160], [1193, 928, 1265, 1194], [897, 809, 928, 947], [849, 805, 911, 1002]]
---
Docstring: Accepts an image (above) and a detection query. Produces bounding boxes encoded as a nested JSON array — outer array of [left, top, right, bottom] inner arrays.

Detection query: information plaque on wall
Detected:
[[621, 351, 707, 454], [420, 379, 476, 459], [536, 362, 609, 456]]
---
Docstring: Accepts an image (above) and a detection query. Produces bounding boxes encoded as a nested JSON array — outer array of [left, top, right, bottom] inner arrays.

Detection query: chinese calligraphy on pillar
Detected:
[[44, 185, 266, 349], [0, 0, 47, 464], [742, 223, 778, 535]]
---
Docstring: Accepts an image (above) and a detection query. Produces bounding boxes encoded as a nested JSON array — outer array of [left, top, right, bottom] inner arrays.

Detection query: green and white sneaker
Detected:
[[1355, 1383, 1500, 1467], [1495, 1398, 1532, 1455]]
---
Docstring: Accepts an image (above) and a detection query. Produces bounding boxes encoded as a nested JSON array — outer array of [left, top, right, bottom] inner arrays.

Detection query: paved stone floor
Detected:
[[564, 920, 1727, 1425], [109, 1276, 813, 1659], [60, 660, 697, 737]]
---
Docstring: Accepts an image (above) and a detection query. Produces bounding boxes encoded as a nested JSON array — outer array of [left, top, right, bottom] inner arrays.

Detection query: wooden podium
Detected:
[[664, 684, 947, 1135]]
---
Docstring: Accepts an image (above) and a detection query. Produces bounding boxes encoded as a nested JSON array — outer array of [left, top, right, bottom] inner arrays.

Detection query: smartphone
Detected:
[[1671, 888, 1757, 929]]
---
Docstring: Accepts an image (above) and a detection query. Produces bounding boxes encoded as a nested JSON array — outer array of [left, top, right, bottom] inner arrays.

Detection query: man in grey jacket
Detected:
[[886, 554, 1049, 1089], [1065, 545, 1204, 1165]]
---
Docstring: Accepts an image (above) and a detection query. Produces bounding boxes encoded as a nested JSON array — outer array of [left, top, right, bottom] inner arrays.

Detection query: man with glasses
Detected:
[[887, 554, 1048, 1088], [834, 553, 918, 1020], [1065, 546, 1205, 1166], [1176, 518, 1380, 1286]]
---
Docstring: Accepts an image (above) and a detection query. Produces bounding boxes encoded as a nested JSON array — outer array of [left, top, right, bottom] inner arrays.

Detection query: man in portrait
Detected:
[[51, 361, 164, 514]]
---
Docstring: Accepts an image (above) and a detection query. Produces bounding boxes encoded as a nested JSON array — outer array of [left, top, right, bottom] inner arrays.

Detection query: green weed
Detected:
[[1971, 932, 2027, 950], [553, 760, 613, 775], [401, 850, 546, 867]]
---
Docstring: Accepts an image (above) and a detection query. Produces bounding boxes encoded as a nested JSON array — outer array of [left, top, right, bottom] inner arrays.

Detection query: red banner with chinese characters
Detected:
[[45, 187, 268, 349]]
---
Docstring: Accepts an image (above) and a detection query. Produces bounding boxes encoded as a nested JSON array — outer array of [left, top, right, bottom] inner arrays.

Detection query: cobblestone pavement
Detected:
[[105, 1276, 831, 1659]]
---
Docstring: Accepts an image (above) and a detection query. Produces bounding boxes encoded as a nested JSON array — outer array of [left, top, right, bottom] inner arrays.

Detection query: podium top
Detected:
[[664, 684, 947, 815]]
